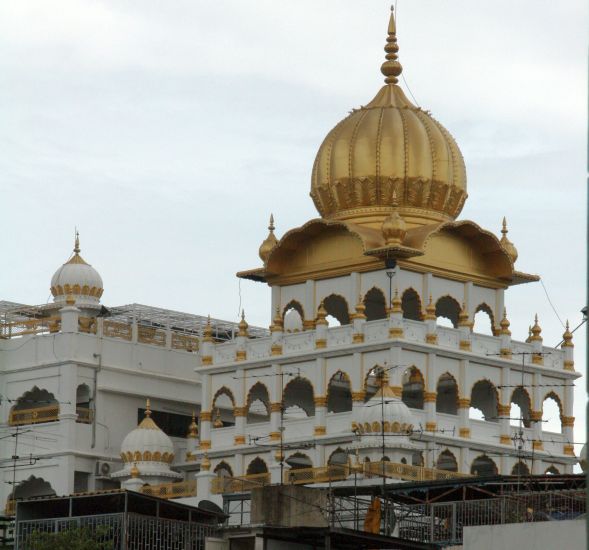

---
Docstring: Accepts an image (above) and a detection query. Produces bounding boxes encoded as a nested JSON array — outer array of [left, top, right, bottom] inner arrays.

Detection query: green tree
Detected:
[[25, 526, 112, 550]]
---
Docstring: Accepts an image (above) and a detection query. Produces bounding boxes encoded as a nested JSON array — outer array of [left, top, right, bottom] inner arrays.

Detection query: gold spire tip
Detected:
[[145, 398, 151, 417], [74, 229, 80, 254], [501, 217, 508, 235], [381, 6, 403, 84], [269, 214, 275, 232]]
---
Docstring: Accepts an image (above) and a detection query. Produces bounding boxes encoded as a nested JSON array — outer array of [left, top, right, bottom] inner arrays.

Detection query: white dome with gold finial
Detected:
[[50, 232, 103, 307]]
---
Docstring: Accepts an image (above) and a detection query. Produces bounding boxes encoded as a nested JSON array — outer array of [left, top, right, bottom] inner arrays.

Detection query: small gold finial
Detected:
[[381, 6, 403, 84], [213, 407, 223, 428], [499, 217, 518, 263], [271, 306, 284, 332], [530, 314, 542, 341], [145, 398, 151, 417], [201, 453, 211, 471], [499, 307, 511, 335], [259, 213, 278, 263], [562, 320, 574, 348], [458, 303, 470, 327], [187, 411, 199, 438], [316, 301, 328, 326], [65, 294, 76, 306], [238, 309, 249, 337], [382, 192, 407, 245], [74, 229, 80, 254], [354, 294, 366, 319], [130, 463, 140, 478], [391, 288, 402, 313], [424, 295, 436, 320]]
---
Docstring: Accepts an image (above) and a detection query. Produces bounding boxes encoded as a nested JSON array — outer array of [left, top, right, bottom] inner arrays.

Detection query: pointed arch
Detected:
[[402, 366, 424, 409], [401, 288, 422, 321], [327, 371, 352, 413], [545, 465, 560, 475], [214, 461, 233, 477], [246, 382, 270, 424], [470, 455, 498, 477], [212, 387, 236, 409], [470, 379, 499, 422], [364, 287, 387, 321], [9, 387, 60, 426], [436, 373, 458, 415], [436, 450, 458, 472], [9, 475, 56, 501], [474, 303, 496, 335], [435, 295, 461, 328], [511, 461, 530, 476], [283, 377, 315, 417], [542, 392, 563, 432], [322, 294, 350, 325], [285, 452, 312, 470], [327, 448, 348, 465], [283, 300, 304, 333], [246, 457, 268, 476], [510, 387, 531, 428]]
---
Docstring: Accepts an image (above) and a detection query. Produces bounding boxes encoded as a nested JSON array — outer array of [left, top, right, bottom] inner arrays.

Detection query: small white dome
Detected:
[[120, 404, 175, 465], [354, 384, 414, 435], [50, 234, 103, 306], [580, 444, 587, 472]]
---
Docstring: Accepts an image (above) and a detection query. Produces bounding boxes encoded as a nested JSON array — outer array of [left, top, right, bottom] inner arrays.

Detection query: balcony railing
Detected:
[[5, 499, 15, 516], [0, 316, 61, 339], [211, 473, 271, 495], [8, 404, 60, 426], [282, 462, 469, 486], [141, 480, 196, 499], [284, 464, 349, 485], [76, 407, 93, 424]]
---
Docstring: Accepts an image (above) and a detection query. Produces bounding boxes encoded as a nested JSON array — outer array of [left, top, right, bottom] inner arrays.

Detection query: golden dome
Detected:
[[500, 217, 518, 263], [310, 8, 466, 228]]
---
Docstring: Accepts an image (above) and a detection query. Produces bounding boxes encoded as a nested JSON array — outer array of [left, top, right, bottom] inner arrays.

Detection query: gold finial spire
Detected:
[[499, 308, 511, 335], [203, 315, 213, 342], [354, 294, 366, 319], [238, 309, 249, 336], [382, 190, 407, 245], [130, 463, 140, 478], [259, 213, 278, 263], [530, 314, 542, 341], [381, 6, 403, 84], [458, 303, 470, 327], [213, 407, 223, 428], [271, 306, 283, 332], [499, 217, 518, 263], [424, 295, 436, 320], [562, 320, 574, 348], [145, 398, 151, 417], [187, 411, 198, 438], [316, 301, 328, 326], [74, 229, 80, 254], [391, 288, 402, 313]]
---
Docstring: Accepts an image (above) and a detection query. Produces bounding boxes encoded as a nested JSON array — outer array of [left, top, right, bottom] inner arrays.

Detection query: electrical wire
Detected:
[[540, 279, 565, 328]]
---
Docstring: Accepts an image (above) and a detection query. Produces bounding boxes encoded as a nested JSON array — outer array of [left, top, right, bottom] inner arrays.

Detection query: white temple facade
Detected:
[[0, 8, 580, 515]]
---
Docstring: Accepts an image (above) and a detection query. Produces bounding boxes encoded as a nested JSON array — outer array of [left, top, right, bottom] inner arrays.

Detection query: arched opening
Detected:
[[283, 301, 304, 333], [435, 296, 461, 328], [246, 457, 269, 476], [327, 371, 352, 413], [323, 294, 350, 325], [401, 289, 422, 321], [9, 387, 60, 426], [511, 461, 530, 476], [214, 461, 234, 477], [285, 452, 312, 470], [436, 373, 458, 415], [364, 287, 387, 321], [9, 476, 56, 502], [470, 380, 498, 422], [542, 393, 563, 433], [474, 303, 495, 335], [412, 452, 424, 467], [402, 367, 424, 409], [246, 382, 270, 424], [327, 448, 348, 466], [510, 387, 531, 428], [436, 450, 458, 472], [545, 465, 560, 475], [364, 366, 383, 403], [212, 387, 236, 427], [471, 455, 498, 477], [283, 377, 315, 418], [76, 384, 92, 424]]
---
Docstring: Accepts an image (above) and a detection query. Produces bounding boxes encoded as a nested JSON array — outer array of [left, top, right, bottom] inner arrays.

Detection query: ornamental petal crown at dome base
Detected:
[[50, 232, 104, 308]]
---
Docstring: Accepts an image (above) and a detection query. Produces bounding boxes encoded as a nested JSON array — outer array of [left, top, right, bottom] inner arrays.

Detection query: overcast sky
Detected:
[[0, 1, 587, 454]]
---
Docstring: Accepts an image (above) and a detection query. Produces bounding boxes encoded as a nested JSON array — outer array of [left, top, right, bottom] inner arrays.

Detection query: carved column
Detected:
[[199, 374, 212, 450], [388, 345, 403, 397], [269, 364, 282, 443], [458, 360, 470, 438], [233, 371, 246, 446], [498, 366, 512, 445], [314, 358, 327, 436], [530, 371, 543, 450], [424, 353, 437, 432]]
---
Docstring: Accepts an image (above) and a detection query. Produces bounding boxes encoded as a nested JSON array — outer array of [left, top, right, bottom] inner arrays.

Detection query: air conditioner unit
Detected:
[[95, 461, 115, 478]]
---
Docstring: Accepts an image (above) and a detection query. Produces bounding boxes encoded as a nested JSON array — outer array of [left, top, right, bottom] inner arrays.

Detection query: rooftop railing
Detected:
[[141, 479, 196, 499], [211, 472, 271, 495]]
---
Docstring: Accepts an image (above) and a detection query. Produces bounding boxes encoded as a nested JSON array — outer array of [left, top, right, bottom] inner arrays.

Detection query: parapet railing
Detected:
[[75, 407, 93, 424], [284, 464, 349, 485], [141, 479, 197, 499], [8, 404, 60, 426], [0, 316, 61, 339], [211, 473, 271, 495]]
